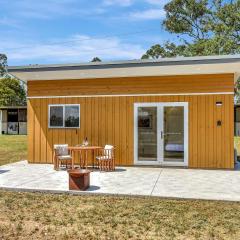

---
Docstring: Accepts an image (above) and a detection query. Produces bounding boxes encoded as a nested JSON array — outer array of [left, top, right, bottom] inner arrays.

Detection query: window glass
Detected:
[[49, 106, 63, 127], [7, 109, 18, 122], [65, 106, 80, 127], [19, 109, 27, 122], [138, 107, 157, 161], [49, 105, 80, 128], [163, 106, 184, 162]]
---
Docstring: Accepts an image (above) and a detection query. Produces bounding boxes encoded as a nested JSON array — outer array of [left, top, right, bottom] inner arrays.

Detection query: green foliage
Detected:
[[0, 77, 26, 106], [212, 0, 240, 46], [0, 54, 7, 77], [142, 42, 187, 59], [142, 0, 240, 59], [0, 54, 27, 106], [164, 0, 210, 41], [91, 57, 102, 62], [235, 77, 240, 103]]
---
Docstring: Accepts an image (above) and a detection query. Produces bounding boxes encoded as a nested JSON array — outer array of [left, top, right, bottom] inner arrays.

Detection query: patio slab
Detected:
[[0, 161, 240, 201]]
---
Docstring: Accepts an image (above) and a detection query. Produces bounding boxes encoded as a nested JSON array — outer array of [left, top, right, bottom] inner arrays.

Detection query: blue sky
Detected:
[[0, 0, 175, 66]]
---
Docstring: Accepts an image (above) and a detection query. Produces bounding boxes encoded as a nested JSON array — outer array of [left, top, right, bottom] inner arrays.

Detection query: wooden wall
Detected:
[[28, 94, 234, 169], [28, 73, 234, 97]]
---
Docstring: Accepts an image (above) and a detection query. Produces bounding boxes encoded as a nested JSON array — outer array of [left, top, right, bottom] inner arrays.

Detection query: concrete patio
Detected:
[[0, 161, 240, 201]]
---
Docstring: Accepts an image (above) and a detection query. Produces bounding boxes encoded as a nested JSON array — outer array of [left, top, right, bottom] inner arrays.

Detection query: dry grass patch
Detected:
[[0, 135, 27, 166], [0, 191, 239, 240]]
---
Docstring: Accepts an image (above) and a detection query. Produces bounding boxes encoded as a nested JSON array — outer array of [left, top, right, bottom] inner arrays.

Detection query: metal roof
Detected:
[[8, 54, 240, 72], [7, 54, 240, 82]]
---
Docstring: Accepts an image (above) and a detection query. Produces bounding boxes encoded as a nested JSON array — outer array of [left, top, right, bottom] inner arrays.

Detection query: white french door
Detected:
[[134, 102, 188, 167]]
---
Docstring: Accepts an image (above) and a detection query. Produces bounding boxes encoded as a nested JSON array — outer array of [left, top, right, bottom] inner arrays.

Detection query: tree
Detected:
[[142, 42, 187, 59], [0, 54, 7, 77], [142, 0, 240, 59], [164, 0, 212, 42], [0, 77, 27, 106], [210, 0, 240, 54], [0, 54, 26, 106], [142, 0, 240, 101], [91, 57, 102, 62], [235, 77, 240, 103]]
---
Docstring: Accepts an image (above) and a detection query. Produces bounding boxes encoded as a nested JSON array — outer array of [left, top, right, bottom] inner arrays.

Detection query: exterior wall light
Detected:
[[216, 101, 223, 106]]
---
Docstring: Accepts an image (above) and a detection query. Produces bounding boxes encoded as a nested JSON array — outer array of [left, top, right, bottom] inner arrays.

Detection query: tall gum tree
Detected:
[[142, 0, 240, 59]]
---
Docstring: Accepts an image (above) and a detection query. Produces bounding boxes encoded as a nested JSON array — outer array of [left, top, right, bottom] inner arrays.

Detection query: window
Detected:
[[18, 109, 27, 122], [49, 106, 63, 127], [65, 105, 80, 127], [48, 104, 80, 128]]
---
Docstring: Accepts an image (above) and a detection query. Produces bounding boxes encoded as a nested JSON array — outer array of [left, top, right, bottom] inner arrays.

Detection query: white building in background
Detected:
[[0, 106, 27, 135]]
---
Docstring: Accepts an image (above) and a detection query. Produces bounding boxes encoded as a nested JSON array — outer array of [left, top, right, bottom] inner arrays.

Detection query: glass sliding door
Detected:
[[134, 102, 188, 166], [137, 107, 158, 162], [163, 106, 184, 163]]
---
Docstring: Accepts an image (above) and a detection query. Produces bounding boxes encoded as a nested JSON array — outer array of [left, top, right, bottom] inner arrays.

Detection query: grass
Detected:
[[0, 135, 27, 166], [0, 191, 239, 240], [0, 135, 239, 166], [234, 137, 240, 157], [0, 136, 240, 239]]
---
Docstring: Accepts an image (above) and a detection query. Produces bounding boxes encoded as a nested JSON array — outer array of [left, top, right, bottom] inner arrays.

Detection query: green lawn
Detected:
[[0, 135, 27, 166], [0, 191, 239, 240]]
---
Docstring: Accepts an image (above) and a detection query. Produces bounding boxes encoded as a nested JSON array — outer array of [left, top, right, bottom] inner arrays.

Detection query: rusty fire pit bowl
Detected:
[[68, 169, 90, 191]]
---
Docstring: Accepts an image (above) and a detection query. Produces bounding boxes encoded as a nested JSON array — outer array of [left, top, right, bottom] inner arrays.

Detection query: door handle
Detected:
[[161, 131, 163, 139]]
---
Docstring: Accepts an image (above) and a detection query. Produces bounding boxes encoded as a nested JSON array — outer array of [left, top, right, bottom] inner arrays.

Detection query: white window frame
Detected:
[[48, 104, 80, 129], [134, 102, 188, 167]]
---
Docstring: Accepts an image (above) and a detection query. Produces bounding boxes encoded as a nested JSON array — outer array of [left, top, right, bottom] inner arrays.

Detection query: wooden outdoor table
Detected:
[[69, 146, 102, 169]]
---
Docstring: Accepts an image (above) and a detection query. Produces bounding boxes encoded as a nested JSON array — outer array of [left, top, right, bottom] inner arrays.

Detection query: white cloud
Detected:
[[103, 0, 134, 6], [145, 0, 170, 5], [130, 9, 165, 20], [102, 0, 170, 7], [3, 35, 145, 64]]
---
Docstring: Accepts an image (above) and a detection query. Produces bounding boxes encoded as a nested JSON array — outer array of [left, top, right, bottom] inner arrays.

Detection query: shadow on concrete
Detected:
[[0, 170, 10, 174], [87, 185, 101, 191], [87, 168, 127, 173], [114, 168, 127, 172]]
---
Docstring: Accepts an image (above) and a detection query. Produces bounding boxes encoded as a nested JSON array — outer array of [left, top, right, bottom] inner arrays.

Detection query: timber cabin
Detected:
[[8, 55, 239, 169]]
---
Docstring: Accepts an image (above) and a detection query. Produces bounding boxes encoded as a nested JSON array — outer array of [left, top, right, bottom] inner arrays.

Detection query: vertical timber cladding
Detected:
[[28, 94, 234, 169]]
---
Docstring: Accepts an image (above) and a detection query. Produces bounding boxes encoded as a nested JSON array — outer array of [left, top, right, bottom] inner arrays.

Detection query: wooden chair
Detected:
[[53, 144, 74, 170], [96, 145, 115, 171]]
